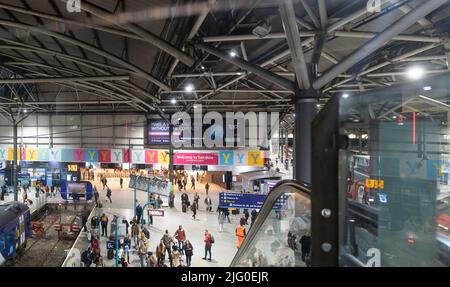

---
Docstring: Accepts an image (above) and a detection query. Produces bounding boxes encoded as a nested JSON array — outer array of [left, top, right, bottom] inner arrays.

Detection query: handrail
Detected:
[[230, 179, 311, 267]]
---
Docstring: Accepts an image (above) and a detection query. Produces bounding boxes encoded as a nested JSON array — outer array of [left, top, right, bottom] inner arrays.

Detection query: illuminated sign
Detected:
[[147, 209, 165, 217], [68, 164, 78, 172], [365, 178, 384, 189]]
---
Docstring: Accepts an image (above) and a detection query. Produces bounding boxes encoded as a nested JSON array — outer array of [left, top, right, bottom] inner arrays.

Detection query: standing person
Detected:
[[119, 177, 123, 189], [299, 232, 311, 262], [161, 230, 174, 267], [50, 185, 55, 198], [205, 182, 210, 195], [204, 195, 212, 212], [191, 176, 196, 190], [135, 203, 143, 225], [182, 178, 187, 191], [218, 210, 225, 232], [194, 193, 200, 208], [123, 234, 131, 263], [156, 240, 166, 266], [174, 225, 186, 255], [196, 172, 199, 182], [131, 221, 140, 249], [224, 208, 231, 223], [184, 240, 194, 267], [171, 245, 181, 267], [191, 200, 197, 220], [236, 221, 246, 250], [90, 235, 100, 255], [106, 187, 112, 203], [169, 191, 175, 208], [244, 209, 250, 225], [0, 185, 7, 201], [139, 239, 148, 267], [81, 247, 93, 267], [251, 209, 258, 226], [202, 230, 213, 261], [177, 178, 182, 191], [81, 213, 88, 232], [147, 252, 158, 267], [100, 213, 108, 237]]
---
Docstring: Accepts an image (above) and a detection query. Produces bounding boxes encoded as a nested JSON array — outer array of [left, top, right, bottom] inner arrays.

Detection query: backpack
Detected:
[[81, 250, 90, 263], [210, 235, 215, 244]]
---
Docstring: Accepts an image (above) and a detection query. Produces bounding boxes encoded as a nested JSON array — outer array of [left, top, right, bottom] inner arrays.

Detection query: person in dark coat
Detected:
[[299, 232, 311, 262], [136, 203, 143, 225]]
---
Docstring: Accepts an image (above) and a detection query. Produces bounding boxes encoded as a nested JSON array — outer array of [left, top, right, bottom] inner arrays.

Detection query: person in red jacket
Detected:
[[202, 229, 212, 261]]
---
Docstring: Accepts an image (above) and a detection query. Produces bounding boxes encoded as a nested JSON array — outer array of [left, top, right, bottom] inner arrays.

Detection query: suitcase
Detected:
[[107, 249, 114, 260], [182, 203, 187, 213]]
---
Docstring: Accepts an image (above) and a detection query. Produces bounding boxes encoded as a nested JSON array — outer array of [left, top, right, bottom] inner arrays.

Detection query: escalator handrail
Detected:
[[230, 179, 311, 267]]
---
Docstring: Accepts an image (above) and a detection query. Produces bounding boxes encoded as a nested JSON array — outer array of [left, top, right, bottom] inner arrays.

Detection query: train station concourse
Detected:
[[1, 0, 450, 275]]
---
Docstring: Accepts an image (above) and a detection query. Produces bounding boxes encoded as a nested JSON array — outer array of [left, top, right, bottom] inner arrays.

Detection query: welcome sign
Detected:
[[0, 147, 264, 167]]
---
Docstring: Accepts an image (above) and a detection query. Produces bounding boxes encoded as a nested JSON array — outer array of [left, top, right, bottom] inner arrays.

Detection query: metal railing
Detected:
[[230, 179, 311, 267]]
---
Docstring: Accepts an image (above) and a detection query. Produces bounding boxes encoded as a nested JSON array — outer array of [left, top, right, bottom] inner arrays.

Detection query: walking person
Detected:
[[100, 213, 108, 237], [184, 240, 194, 267], [93, 186, 99, 207], [139, 239, 148, 267], [204, 195, 212, 212], [135, 203, 143, 225], [174, 225, 186, 255], [244, 209, 250, 225], [224, 208, 231, 223], [300, 232, 311, 262], [182, 178, 187, 191], [218, 210, 225, 232], [119, 177, 123, 189], [50, 185, 55, 198], [171, 245, 182, 267], [236, 220, 246, 250], [194, 193, 200, 208], [202, 230, 213, 261], [205, 182, 210, 195], [162, 230, 174, 267], [81, 213, 88, 232], [251, 209, 258, 226], [106, 186, 112, 203], [156, 240, 166, 266], [191, 176, 196, 190], [0, 185, 7, 201], [169, 191, 175, 208], [123, 234, 131, 263], [191, 200, 197, 220], [131, 220, 140, 249]]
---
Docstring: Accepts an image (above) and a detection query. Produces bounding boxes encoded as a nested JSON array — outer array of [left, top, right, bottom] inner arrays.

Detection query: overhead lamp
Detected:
[[162, 108, 166, 112], [229, 50, 237, 57], [293, 113, 296, 117], [252, 18, 272, 38], [348, 134, 356, 139], [392, 115, 397, 119], [193, 105, 198, 109], [407, 66, 424, 80], [423, 86, 432, 91], [184, 84, 194, 92], [23, 109, 27, 113], [316, 104, 321, 108], [342, 93, 349, 99], [171, 98, 177, 104], [201, 65, 205, 70]]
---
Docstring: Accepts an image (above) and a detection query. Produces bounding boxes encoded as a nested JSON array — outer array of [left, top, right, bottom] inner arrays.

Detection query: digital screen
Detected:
[[147, 119, 170, 145]]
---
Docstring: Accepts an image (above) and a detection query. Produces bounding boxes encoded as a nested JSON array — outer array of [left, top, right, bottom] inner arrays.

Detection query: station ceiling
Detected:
[[0, 0, 449, 131]]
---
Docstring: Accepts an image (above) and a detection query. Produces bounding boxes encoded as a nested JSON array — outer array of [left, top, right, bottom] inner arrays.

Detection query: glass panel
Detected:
[[338, 73, 450, 267], [233, 190, 311, 267]]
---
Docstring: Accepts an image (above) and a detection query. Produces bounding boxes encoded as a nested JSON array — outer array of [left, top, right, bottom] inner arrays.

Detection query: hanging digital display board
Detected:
[[147, 119, 170, 145]]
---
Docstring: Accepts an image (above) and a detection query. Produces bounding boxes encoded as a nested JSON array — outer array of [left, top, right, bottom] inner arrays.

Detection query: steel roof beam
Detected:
[[195, 43, 296, 91], [66, 0, 194, 67], [0, 20, 170, 91], [278, 0, 311, 89], [313, 0, 447, 90], [0, 75, 129, 84]]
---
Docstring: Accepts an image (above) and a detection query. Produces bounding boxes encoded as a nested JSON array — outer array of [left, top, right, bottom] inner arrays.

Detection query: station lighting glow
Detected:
[[423, 86, 432, 91], [193, 105, 198, 109], [162, 108, 165, 111], [229, 50, 237, 57], [316, 104, 321, 108], [184, 84, 194, 92], [342, 93, 349, 99], [201, 65, 205, 70], [407, 66, 424, 80], [293, 113, 296, 117], [392, 115, 397, 119], [171, 98, 177, 104], [23, 109, 27, 113], [348, 134, 356, 139]]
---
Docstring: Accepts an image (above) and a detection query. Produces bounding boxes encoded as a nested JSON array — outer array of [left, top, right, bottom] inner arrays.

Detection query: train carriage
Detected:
[[0, 201, 32, 265]]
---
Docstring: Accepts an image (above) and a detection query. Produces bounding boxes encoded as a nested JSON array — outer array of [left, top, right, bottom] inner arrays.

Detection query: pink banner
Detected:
[[174, 153, 218, 165]]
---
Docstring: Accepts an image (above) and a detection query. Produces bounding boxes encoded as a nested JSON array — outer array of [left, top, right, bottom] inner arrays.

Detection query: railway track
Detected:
[[3, 208, 82, 267]]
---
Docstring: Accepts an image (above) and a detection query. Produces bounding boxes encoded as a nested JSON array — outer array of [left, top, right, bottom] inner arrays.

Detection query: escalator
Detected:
[[230, 180, 311, 267]]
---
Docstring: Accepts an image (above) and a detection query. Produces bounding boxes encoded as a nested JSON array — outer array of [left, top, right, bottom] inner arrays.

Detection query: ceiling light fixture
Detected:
[[342, 93, 349, 99], [423, 86, 432, 91], [229, 50, 237, 57], [184, 84, 194, 92], [171, 98, 177, 104], [407, 66, 424, 80]]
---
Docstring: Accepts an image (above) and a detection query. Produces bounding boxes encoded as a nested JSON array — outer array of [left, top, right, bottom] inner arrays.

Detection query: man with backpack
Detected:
[[202, 229, 213, 261], [161, 230, 174, 267], [81, 247, 93, 267]]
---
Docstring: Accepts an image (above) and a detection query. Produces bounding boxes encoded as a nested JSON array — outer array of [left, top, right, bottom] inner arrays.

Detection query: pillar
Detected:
[[169, 123, 174, 184], [13, 120, 18, 201], [294, 89, 318, 184]]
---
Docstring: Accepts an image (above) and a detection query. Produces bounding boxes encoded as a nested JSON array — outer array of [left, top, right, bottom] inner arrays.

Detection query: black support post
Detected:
[[13, 120, 18, 201], [169, 123, 174, 184], [294, 89, 318, 184]]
